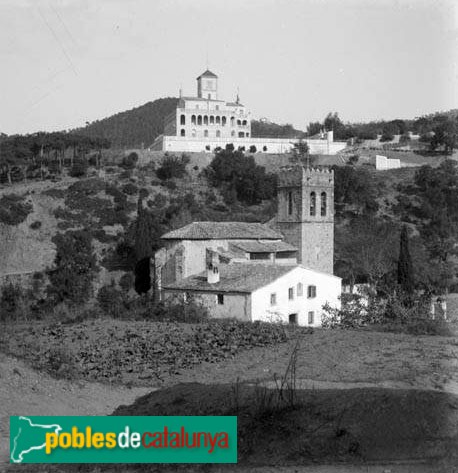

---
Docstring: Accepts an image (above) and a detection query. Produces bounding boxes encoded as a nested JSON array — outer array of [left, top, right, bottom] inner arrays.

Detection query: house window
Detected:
[[216, 116, 221, 125], [217, 294, 224, 305], [289, 314, 298, 325], [308, 311, 314, 324], [288, 287, 294, 300], [287, 191, 293, 216], [204, 115, 209, 125], [210, 115, 215, 125], [310, 192, 316, 216], [307, 285, 317, 298], [192, 129, 196, 137], [222, 116, 227, 126], [191, 115, 196, 125], [297, 283, 303, 297], [197, 115, 202, 125], [270, 293, 277, 306], [204, 130, 209, 137], [321, 192, 327, 216], [180, 129, 185, 137], [216, 130, 221, 138], [238, 132, 245, 138], [180, 114, 186, 125]]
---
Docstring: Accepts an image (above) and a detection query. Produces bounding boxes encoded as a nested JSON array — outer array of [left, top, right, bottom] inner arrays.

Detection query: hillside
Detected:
[[73, 97, 179, 148]]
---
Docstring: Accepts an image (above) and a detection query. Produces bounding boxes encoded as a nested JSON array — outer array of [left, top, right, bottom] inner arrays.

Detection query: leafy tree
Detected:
[[397, 226, 414, 294], [414, 160, 458, 261], [307, 121, 322, 137], [430, 118, 458, 154], [207, 149, 276, 205], [290, 139, 310, 166], [332, 165, 379, 217], [47, 230, 98, 305], [335, 218, 399, 288]]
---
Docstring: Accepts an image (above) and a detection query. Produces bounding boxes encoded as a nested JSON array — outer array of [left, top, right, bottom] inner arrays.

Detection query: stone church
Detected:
[[156, 165, 341, 326]]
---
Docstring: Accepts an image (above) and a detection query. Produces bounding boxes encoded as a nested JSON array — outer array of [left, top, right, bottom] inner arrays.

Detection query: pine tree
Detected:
[[397, 226, 415, 294]]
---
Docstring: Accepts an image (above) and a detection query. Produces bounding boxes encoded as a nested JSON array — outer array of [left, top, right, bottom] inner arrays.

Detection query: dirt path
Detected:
[[0, 353, 149, 465]]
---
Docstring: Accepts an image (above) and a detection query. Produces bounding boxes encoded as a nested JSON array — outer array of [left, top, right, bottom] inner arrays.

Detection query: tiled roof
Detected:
[[197, 69, 218, 79], [161, 222, 283, 240], [163, 263, 296, 293], [230, 240, 297, 254]]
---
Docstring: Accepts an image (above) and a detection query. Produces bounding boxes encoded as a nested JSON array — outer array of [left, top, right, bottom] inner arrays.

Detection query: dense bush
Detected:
[[206, 149, 277, 205], [156, 154, 190, 180], [119, 152, 138, 170], [0, 282, 25, 320], [0, 194, 33, 225], [322, 292, 451, 335], [69, 159, 88, 177], [122, 183, 138, 195], [47, 230, 98, 305]]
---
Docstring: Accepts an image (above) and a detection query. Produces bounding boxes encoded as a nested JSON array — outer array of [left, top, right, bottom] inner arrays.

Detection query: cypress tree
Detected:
[[397, 225, 415, 294], [134, 197, 160, 295]]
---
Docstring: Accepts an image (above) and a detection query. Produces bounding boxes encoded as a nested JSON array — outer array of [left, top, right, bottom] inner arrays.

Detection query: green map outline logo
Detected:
[[10, 416, 63, 463]]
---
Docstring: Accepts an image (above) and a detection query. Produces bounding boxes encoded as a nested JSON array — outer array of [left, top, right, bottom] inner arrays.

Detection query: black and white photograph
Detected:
[[0, 0, 457, 471]]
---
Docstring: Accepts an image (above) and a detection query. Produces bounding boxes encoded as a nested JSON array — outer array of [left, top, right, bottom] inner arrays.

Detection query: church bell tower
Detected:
[[276, 166, 334, 274]]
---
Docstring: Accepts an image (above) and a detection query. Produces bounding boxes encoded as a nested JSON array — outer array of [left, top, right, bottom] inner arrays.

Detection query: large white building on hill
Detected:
[[156, 165, 341, 327], [151, 70, 347, 155]]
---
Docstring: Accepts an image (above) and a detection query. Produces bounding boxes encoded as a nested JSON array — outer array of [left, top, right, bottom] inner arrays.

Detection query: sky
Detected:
[[0, 0, 457, 135]]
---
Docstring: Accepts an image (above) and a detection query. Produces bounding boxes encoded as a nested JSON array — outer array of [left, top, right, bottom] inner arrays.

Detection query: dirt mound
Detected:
[[113, 382, 458, 467]]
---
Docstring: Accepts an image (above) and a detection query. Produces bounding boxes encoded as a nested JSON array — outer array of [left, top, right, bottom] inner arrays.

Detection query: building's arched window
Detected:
[[191, 115, 196, 125], [197, 115, 202, 125], [237, 119, 241, 126], [321, 192, 327, 216], [210, 115, 214, 125], [215, 116, 220, 125], [180, 114, 186, 125], [204, 129, 209, 137], [238, 131, 244, 138], [246, 132, 250, 137], [231, 130, 235, 137], [216, 130, 221, 138], [242, 120, 247, 126], [230, 117, 235, 126], [204, 115, 208, 125], [288, 191, 293, 215], [222, 116, 227, 126], [180, 129, 185, 137], [310, 192, 316, 216], [192, 129, 196, 137]]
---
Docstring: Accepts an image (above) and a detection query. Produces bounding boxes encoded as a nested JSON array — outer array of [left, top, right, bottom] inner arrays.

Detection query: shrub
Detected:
[[0, 194, 33, 225], [119, 152, 138, 170], [30, 220, 42, 230], [97, 282, 125, 317], [163, 180, 177, 191], [156, 155, 188, 180], [122, 183, 138, 195], [0, 282, 25, 320], [249, 145, 257, 153], [263, 146, 268, 152], [69, 160, 88, 177]]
